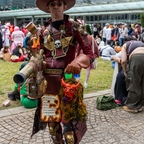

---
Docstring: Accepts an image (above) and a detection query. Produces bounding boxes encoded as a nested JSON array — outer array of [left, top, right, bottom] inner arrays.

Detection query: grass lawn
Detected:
[[0, 58, 114, 110]]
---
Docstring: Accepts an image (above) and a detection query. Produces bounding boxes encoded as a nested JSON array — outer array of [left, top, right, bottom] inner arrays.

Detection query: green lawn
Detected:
[[0, 58, 114, 110]]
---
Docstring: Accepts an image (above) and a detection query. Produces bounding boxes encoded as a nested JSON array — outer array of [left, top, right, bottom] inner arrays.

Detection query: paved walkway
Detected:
[[0, 89, 144, 144]]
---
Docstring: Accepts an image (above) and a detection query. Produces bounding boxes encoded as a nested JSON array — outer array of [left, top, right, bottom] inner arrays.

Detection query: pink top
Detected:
[[11, 26, 25, 46]]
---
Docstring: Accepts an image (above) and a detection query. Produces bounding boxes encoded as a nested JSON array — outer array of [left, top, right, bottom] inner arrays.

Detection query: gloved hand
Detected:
[[65, 54, 90, 74], [65, 61, 81, 74]]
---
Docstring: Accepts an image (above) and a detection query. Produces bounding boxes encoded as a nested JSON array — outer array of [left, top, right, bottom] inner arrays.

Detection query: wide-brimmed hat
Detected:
[[36, 0, 75, 13]]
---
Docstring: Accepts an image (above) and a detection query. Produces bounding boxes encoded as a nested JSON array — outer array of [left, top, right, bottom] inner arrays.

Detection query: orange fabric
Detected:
[[17, 85, 21, 92], [115, 46, 121, 53], [32, 36, 40, 49]]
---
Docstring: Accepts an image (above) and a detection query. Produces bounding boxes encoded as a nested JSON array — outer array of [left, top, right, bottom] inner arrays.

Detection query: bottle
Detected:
[[64, 73, 72, 80], [74, 74, 80, 81]]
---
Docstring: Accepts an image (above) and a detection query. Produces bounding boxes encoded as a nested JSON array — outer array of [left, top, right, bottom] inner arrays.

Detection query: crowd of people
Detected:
[[92, 21, 144, 114], [0, 22, 43, 62], [1, 0, 144, 143], [94, 22, 144, 114]]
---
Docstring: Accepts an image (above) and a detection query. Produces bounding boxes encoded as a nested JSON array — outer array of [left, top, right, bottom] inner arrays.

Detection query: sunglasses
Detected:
[[48, 1, 63, 7]]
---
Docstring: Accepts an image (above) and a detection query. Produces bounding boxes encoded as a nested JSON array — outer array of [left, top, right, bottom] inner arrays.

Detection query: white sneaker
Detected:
[[84, 81, 88, 88]]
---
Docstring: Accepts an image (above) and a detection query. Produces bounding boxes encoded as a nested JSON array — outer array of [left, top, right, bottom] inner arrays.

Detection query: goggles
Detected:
[[49, 1, 63, 7]]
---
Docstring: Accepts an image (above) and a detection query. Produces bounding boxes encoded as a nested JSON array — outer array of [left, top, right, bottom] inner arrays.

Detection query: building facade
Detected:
[[0, 0, 143, 26]]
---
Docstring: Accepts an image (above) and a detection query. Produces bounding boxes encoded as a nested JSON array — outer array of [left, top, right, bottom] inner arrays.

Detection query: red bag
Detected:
[[111, 34, 118, 41]]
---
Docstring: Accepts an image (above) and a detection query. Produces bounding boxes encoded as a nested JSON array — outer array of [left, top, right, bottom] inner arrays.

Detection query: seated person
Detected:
[[98, 40, 105, 51], [18, 82, 38, 109], [112, 52, 128, 105], [0, 46, 10, 61], [114, 46, 121, 53], [95, 35, 101, 45], [8, 62, 38, 108], [114, 41, 122, 53], [10, 44, 26, 62], [100, 40, 117, 60]]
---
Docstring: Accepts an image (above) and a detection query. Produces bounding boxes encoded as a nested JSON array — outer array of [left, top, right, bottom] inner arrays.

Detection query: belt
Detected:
[[27, 96, 37, 101], [43, 68, 63, 75], [22, 95, 37, 101]]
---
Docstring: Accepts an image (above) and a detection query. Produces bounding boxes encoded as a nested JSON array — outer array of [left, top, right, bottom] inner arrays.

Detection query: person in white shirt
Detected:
[[105, 24, 113, 46], [102, 23, 109, 44], [119, 24, 128, 46], [101, 40, 117, 60], [3, 23, 10, 47]]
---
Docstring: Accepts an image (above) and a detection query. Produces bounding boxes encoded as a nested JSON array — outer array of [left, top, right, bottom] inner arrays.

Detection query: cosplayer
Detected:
[[10, 26, 25, 55], [13, 0, 94, 144], [10, 44, 26, 62], [75, 19, 99, 88], [3, 23, 10, 47]]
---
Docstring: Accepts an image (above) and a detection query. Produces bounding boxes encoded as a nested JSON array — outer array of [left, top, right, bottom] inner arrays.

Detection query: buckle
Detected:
[[43, 69, 63, 74]]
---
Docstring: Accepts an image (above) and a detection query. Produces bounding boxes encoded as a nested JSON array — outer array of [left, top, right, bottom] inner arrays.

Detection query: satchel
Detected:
[[96, 95, 117, 110], [91, 59, 97, 69]]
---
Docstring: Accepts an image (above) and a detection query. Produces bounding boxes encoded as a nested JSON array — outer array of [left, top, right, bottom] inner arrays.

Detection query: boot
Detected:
[[48, 122, 63, 144], [63, 123, 76, 144], [8, 90, 20, 101], [64, 131, 75, 144]]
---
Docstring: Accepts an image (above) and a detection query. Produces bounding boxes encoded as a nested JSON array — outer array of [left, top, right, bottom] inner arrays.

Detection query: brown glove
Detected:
[[65, 54, 90, 74]]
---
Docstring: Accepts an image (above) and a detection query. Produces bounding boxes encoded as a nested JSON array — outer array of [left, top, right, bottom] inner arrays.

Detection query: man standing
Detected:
[[93, 24, 98, 38], [102, 23, 109, 44], [30, 0, 94, 144]]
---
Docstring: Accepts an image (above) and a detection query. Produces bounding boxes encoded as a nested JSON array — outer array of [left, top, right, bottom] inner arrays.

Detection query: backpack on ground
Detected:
[[96, 95, 117, 110]]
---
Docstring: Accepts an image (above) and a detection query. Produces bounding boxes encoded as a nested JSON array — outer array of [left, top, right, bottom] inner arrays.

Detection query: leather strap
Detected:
[[43, 68, 63, 74]]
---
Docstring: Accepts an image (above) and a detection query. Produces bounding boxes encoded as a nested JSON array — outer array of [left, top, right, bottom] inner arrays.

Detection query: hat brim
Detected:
[[36, 0, 75, 13]]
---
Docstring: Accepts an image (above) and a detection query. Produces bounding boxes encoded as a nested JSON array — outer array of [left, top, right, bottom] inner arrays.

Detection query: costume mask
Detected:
[[61, 78, 80, 102]]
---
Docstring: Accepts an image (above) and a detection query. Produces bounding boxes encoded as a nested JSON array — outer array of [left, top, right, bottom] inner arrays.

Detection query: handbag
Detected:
[[96, 95, 117, 110], [111, 33, 118, 41], [91, 36, 97, 69], [91, 59, 97, 69]]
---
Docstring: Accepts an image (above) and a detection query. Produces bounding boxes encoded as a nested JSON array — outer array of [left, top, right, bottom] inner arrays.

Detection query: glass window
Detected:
[[90, 16, 94, 21], [102, 15, 106, 20], [99, 15, 102, 21], [86, 16, 89, 21], [131, 14, 135, 20], [95, 16, 98, 21], [125, 14, 128, 19]]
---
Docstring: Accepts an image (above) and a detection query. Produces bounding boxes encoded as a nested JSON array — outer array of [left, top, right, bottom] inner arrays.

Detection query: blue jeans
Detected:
[[119, 38, 124, 46]]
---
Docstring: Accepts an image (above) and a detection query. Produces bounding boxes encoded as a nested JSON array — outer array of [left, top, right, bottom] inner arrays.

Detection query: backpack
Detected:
[[141, 33, 144, 42], [96, 95, 117, 110]]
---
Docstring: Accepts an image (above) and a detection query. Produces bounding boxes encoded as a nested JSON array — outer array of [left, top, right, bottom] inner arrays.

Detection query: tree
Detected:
[[140, 14, 144, 27]]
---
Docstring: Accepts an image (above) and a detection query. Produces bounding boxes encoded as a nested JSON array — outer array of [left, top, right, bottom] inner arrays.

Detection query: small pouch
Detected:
[[26, 71, 47, 98]]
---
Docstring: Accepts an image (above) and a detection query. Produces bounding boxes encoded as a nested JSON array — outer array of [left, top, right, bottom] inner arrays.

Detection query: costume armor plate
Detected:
[[40, 94, 61, 122], [44, 26, 72, 58]]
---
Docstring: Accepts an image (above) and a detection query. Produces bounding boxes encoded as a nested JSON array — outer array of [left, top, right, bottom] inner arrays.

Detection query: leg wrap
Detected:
[[63, 123, 76, 144], [48, 122, 63, 144]]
